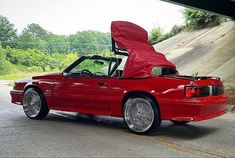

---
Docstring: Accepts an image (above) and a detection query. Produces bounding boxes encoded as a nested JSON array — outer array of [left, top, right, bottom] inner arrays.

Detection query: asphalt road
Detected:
[[0, 81, 235, 157]]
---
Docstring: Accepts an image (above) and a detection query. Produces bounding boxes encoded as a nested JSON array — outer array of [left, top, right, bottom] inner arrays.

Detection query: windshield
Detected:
[[70, 58, 109, 76]]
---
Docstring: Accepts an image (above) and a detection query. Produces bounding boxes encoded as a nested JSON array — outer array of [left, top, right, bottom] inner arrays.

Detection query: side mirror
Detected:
[[62, 72, 70, 78]]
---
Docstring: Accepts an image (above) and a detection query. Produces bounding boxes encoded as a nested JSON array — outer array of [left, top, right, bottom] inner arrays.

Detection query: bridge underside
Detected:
[[162, 0, 235, 19]]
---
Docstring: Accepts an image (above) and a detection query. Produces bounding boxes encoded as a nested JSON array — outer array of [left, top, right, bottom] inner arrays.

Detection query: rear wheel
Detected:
[[123, 96, 161, 134], [23, 88, 49, 119], [171, 121, 189, 125]]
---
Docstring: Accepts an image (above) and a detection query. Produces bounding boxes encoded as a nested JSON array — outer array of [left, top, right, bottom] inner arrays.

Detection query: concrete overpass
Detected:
[[162, 0, 235, 19]]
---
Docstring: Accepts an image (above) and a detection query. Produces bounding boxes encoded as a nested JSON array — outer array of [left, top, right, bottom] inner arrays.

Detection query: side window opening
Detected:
[[152, 67, 177, 76], [112, 57, 128, 78], [152, 67, 162, 76], [162, 68, 177, 75]]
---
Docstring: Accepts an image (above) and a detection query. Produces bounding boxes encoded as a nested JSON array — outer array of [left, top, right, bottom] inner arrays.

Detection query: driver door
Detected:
[[53, 57, 112, 115]]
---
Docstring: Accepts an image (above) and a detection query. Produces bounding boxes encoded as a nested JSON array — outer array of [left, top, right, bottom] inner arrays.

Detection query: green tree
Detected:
[[22, 23, 49, 40], [60, 53, 78, 69], [170, 25, 184, 36], [93, 32, 111, 51], [17, 33, 48, 51], [68, 31, 110, 55], [50, 53, 67, 70], [160, 25, 184, 42], [0, 15, 17, 48], [0, 44, 6, 74], [5, 48, 49, 71], [149, 27, 163, 45], [0, 44, 16, 75], [68, 31, 98, 55], [17, 23, 49, 51], [183, 8, 220, 29], [102, 49, 115, 57], [47, 34, 67, 54]]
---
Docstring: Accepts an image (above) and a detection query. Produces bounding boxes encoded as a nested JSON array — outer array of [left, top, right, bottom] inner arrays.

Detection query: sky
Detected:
[[0, 0, 185, 35]]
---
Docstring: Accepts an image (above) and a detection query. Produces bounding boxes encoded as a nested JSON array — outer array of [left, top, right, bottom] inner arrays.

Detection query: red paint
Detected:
[[10, 74, 227, 122]]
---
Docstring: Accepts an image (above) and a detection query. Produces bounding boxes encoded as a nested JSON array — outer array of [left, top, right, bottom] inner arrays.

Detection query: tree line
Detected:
[[0, 15, 112, 75], [0, 15, 111, 54]]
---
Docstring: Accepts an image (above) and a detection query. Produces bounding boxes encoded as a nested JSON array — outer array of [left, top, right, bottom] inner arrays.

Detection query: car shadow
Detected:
[[149, 121, 220, 140], [43, 111, 219, 139], [45, 111, 127, 131]]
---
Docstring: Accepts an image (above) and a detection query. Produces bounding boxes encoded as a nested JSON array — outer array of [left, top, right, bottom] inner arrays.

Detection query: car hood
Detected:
[[111, 21, 176, 78], [32, 73, 61, 80], [15, 77, 33, 84]]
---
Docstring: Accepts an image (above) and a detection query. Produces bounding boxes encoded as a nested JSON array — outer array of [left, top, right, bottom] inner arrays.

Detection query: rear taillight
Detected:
[[185, 86, 201, 98], [185, 85, 224, 98], [212, 85, 224, 95]]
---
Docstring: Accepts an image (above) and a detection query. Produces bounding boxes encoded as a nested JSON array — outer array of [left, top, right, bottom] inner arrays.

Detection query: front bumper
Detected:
[[160, 94, 228, 122], [10, 90, 24, 105]]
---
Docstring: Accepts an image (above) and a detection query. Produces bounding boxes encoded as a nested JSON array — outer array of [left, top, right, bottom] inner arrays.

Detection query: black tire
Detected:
[[23, 88, 49, 119], [123, 96, 161, 134], [171, 120, 189, 125]]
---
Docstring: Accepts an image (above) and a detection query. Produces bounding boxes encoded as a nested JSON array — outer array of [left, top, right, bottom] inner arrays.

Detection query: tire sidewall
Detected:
[[123, 95, 161, 134], [23, 88, 49, 119]]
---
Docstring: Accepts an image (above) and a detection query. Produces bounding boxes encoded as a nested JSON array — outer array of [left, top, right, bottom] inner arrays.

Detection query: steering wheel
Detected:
[[81, 69, 93, 77]]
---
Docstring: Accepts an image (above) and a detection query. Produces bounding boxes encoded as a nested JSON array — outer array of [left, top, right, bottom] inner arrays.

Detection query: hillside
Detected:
[[154, 21, 235, 87]]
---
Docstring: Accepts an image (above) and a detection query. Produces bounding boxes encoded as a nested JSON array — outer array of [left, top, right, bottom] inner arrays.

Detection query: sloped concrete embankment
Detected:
[[154, 21, 235, 109]]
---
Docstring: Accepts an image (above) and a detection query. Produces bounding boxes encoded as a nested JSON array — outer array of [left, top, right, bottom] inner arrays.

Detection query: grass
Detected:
[[0, 72, 56, 86], [0, 72, 58, 80], [0, 74, 35, 80]]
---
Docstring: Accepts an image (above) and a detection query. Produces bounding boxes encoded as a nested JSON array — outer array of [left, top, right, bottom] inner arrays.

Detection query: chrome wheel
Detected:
[[124, 98, 155, 133], [23, 90, 41, 118]]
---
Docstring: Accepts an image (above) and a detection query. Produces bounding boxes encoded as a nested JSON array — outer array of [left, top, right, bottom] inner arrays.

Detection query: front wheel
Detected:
[[23, 88, 49, 119], [123, 96, 161, 134]]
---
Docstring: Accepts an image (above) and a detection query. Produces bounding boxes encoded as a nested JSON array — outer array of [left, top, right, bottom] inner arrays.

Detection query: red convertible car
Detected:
[[11, 21, 227, 134]]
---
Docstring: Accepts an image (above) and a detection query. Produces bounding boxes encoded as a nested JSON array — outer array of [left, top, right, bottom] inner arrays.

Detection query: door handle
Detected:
[[98, 81, 105, 86]]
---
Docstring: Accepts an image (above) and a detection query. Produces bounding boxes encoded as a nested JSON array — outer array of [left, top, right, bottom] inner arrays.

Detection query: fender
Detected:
[[110, 85, 159, 117], [24, 80, 55, 108]]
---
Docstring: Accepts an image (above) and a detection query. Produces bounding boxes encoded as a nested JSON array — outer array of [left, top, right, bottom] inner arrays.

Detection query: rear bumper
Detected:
[[160, 94, 228, 122], [10, 90, 24, 105]]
